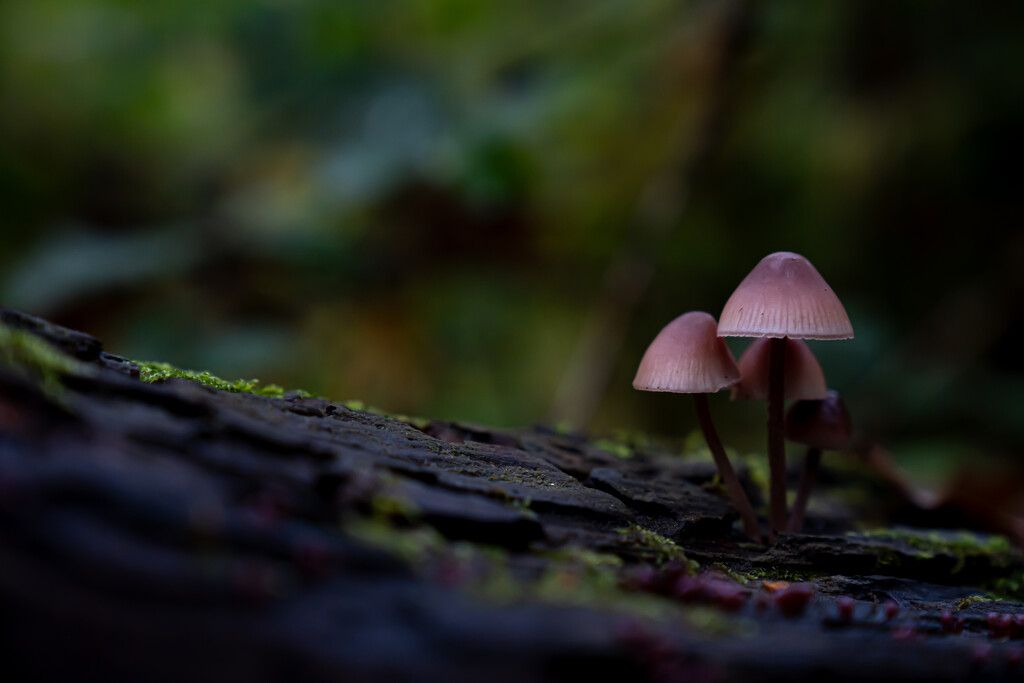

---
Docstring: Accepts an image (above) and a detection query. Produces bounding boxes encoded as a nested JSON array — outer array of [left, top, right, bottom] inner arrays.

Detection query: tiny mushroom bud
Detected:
[[634, 312, 762, 542], [719, 252, 853, 534], [786, 389, 853, 451], [785, 390, 853, 533]]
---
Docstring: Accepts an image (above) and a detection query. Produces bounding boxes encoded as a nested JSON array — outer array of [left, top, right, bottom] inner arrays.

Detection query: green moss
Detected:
[[686, 605, 757, 637], [713, 563, 756, 586], [370, 494, 421, 522], [857, 528, 1017, 574], [873, 546, 906, 569], [471, 548, 744, 630], [539, 547, 624, 570], [137, 360, 307, 398], [860, 528, 1012, 555], [345, 517, 447, 564], [955, 594, 995, 610], [744, 566, 823, 583], [605, 428, 657, 452], [732, 451, 770, 498], [700, 475, 728, 498], [615, 523, 699, 571], [552, 419, 574, 436], [593, 438, 633, 459], [983, 571, 1024, 602], [134, 361, 434, 429], [504, 496, 535, 514], [0, 323, 93, 398], [342, 507, 751, 634]]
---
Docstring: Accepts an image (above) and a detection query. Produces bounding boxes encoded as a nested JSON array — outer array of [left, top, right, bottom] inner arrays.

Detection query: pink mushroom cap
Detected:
[[633, 312, 741, 394], [719, 252, 853, 340], [731, 337, 827, 401]]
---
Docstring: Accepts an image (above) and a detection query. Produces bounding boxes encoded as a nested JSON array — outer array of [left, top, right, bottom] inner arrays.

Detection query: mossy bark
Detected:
[[2, 306, 1024, 683]]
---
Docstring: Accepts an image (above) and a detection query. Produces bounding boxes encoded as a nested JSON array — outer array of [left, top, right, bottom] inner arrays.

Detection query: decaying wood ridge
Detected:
[[2, 306, 1024, 682]]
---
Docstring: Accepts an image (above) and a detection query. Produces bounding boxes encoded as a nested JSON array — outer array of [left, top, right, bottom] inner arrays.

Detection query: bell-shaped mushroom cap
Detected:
[[731, 337, 828, 401], [785, 390, 852, 451], [719, 252, 853, 340], [633, 312, 741, 394]]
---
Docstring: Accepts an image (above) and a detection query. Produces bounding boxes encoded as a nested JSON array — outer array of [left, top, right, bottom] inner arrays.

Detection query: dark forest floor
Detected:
[[2, 307, 1023, 682]]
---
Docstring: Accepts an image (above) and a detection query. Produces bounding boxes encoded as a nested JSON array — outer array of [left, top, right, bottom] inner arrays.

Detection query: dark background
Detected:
[[2, 0, 1023, 489]]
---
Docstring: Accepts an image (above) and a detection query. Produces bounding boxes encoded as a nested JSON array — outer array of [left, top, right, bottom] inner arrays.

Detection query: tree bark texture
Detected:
[[1, 307, 1024, 682]]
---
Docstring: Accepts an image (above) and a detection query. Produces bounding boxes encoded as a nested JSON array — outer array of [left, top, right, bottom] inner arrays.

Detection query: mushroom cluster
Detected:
[[633, 252, 853, 541]]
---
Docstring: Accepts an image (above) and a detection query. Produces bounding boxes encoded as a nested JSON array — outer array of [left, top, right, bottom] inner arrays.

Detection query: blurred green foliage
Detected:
[[3, 0, 1024, 490]]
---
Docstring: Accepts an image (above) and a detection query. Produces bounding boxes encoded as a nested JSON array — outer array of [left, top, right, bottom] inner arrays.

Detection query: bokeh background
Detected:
[[3, 0, 1024, 487]]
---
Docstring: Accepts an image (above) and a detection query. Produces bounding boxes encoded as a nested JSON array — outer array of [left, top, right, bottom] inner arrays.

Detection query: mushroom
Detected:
[[634, 311, 762, 542], [718, 252, 852, 533], [730, 337, 827, 402], [784, 390, 852, 533]]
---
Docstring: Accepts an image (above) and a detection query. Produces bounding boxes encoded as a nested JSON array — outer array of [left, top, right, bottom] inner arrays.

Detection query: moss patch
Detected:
[[137, 360, 310, 399], [593, 438, 633, 459], [955, 594, 995, 610], [860, 528, 1012, 555], [615, 523, 700, 571], [339, 504, 745, 630], [984, 571, 1024, 602], [0, 322, 93, 398], [857, 528, 1017, 574], [744, 566, 824, 583]]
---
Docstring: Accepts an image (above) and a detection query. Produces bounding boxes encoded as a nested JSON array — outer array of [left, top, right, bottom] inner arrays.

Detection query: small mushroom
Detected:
[[719, 252, 853, 533], [784, 390, 852, 533], [730, 337, 827, 401], [633, 311, 762, 542]]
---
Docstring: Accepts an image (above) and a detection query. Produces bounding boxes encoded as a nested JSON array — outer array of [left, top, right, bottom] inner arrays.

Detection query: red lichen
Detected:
[[774, 583, 814, 616], [1012, 615, 1024, 640], [940, 610, 955, 633], [835, 596, 855, 623], [673, 575, 748, 612], [988, 612, 1012, 639]]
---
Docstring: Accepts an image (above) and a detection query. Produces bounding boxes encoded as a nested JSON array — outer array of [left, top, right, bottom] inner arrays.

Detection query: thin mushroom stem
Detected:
[[693, 393, 762, 543], [787, 447, 821, 533], [767, 336, 787, 534]]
